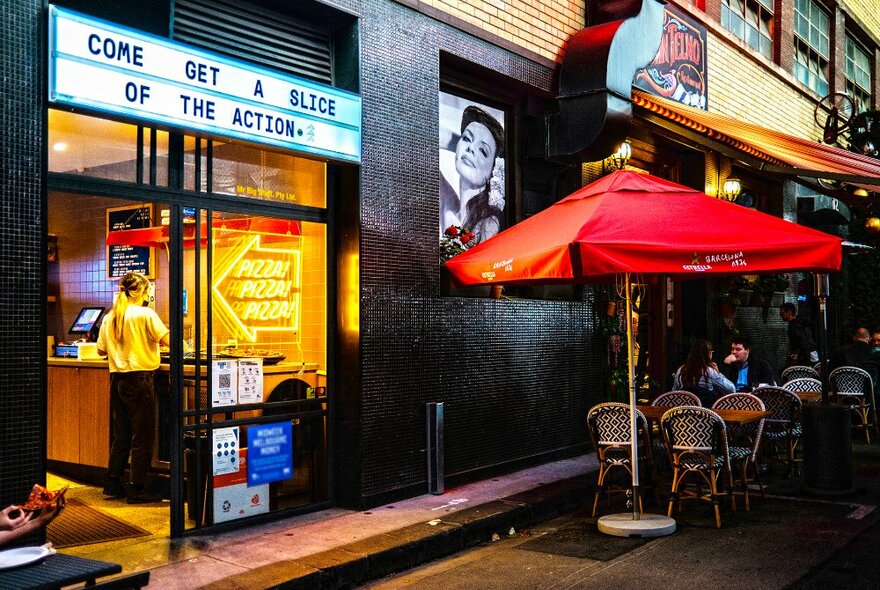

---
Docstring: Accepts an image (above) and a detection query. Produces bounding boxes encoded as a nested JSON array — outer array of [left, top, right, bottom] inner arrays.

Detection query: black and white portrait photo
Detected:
[[439, 92, 506, 248]]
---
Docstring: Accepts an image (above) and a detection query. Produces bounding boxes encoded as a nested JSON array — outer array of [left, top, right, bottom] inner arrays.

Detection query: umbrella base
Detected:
[[597, 513, 676, 537]]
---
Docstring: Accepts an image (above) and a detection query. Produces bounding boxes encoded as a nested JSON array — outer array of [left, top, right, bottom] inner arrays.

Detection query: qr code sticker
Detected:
[[218, 373, 231, 389]]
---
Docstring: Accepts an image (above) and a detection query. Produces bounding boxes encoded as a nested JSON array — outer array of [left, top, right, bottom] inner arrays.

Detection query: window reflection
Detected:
[[210, 141, 326, 208], [48, 110, 140, 181]]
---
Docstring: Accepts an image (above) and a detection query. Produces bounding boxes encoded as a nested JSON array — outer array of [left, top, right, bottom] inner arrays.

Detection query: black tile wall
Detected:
[[335, 0, 600, 503], [0, 0, 45, 508], [3, 0, 601, 512]]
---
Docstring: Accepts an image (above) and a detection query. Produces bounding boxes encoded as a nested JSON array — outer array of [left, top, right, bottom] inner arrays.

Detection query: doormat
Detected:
[[47, 499, 151, 548], [516, 520, 654, 561]]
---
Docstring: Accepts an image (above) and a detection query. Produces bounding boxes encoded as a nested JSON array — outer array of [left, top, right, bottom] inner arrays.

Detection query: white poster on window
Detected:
[[212, 360, 238, 406], [237, 358, 264, 404], [213, 448, 270, 523], [212, 427, 239, 477]]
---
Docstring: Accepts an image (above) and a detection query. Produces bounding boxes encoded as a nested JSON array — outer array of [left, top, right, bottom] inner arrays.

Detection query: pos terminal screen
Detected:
[[68, 307, 104, 335]]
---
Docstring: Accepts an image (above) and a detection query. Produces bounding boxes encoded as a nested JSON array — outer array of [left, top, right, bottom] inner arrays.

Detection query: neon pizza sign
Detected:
[[212, 232, 301, 342]]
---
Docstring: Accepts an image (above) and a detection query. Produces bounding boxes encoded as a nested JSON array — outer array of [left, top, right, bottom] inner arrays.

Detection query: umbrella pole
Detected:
[[597, 273, 676, 538], [625, 272, 640, 521]]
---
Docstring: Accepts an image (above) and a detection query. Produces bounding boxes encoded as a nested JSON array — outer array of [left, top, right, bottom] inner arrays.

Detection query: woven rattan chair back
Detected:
[[661, 406, 727, 455], [588, 402, 647, 446], [653, 390, 702, 408], [783, 377, 823, 394], [829, 366, 873, 396], [781, 365, 820, 383], [828, 366, 878, 443], [712, 393, 765, 461]]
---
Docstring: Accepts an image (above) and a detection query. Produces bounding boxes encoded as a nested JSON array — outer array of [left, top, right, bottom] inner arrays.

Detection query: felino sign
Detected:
[[634, 5, 708, 110]]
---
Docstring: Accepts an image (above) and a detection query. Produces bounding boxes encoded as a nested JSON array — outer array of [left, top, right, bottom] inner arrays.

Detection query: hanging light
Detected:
[[853, 188, 870, 198], [865, 217, 880, 232], [718, 177, 742, 201], [606, 141, 632, 171]]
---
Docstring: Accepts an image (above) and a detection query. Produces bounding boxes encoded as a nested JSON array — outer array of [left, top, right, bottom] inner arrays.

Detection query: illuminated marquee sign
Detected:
[[213, 233, 301, 342], [48, 6, 361, 163]]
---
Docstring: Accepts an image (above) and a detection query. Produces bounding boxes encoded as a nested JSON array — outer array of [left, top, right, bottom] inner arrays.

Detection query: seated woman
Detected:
[[673, 339, 735, 407]]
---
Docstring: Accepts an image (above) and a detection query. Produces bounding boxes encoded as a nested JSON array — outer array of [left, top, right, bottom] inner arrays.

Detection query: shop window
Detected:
[[49, 110, 170, 186], [208, 141, 327, 208], [845, 34, 872, 114], [721, 0, 773, 60], [792, 0, 830, 96]]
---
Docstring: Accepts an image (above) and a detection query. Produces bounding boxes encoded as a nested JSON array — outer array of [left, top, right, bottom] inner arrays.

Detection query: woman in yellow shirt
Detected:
[[97, 272, 169, 504]]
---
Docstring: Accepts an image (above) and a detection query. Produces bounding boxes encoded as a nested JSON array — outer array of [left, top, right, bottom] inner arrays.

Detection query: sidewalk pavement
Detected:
[[112, 437, 880, 589], [146, 454, 599, 589]]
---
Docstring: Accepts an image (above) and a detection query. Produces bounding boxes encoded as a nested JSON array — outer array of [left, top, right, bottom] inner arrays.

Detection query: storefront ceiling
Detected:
[[633, 90, 880, 187]]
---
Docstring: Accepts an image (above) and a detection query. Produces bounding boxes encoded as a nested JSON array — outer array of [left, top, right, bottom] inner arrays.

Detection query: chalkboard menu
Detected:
[[107, 204, 154, 279]]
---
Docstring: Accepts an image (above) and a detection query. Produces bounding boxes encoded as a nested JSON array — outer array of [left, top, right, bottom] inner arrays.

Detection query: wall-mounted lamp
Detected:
[[606, 141, 632, 171], [718, 177, 742, 201]]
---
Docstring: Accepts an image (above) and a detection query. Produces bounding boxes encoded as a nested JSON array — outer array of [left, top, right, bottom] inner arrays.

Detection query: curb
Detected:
[[197, 475, 592, 589]]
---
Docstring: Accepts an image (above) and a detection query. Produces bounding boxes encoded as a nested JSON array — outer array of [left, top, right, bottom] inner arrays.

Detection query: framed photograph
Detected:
[[439, 91, 507, 254]]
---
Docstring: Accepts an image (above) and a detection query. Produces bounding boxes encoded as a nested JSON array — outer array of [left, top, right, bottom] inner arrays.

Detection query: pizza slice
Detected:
[[20, 484, 68, 511]]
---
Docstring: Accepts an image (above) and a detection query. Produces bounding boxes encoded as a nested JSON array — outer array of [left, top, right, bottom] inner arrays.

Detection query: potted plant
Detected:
[[717, 276, 747, 314], [607, 366, 629, 402]]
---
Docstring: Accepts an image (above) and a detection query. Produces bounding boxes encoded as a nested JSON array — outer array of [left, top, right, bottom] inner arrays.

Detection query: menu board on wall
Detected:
[[106, 204, 154, 279], [634, 5, 708, 110]]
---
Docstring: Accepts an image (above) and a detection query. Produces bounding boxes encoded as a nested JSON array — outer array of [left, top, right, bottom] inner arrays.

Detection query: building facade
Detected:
[[1, 0, 878, 541]]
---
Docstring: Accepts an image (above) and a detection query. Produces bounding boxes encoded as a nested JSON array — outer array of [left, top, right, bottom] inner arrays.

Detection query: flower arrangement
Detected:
[[440, 225, 475, 263]]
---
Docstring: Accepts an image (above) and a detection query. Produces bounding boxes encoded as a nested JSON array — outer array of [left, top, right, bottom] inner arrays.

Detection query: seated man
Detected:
[[721, 336, 777, 392], [829, 327, 875, 376], [871, 328, 880, 365]]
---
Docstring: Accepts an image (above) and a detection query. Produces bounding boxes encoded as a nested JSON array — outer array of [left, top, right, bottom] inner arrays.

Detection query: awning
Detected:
[[633, 90, 880, 186]]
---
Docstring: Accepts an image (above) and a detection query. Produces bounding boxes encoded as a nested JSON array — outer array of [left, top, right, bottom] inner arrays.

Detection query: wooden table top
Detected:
[[636, 405, 770, 425], [792, 391, 822, 402]]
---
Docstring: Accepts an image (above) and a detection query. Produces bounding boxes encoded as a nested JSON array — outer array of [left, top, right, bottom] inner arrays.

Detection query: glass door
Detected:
[[172, 206, 328, 534]]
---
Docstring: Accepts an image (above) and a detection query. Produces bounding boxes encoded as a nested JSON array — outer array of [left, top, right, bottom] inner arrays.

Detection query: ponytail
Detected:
[[110, 272, 149, 343]]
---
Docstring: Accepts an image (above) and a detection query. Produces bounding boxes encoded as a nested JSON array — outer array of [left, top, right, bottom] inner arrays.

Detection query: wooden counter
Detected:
[[47, 357, 323, 471], [47, 360, 110, 468]]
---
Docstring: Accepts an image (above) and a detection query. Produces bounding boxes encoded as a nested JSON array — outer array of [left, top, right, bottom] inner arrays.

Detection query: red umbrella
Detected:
[[445, 170, 841, 286], [445, 169, 843, 536]]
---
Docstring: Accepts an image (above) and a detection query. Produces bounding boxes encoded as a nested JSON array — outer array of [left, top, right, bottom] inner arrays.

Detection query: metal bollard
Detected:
[[427, 402, 444, 495]]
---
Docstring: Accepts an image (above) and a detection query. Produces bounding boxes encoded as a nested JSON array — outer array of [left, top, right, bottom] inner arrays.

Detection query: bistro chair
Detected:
[[753, 386, 802, 479], [782, 377, 824, 404], [587, 402, 660, 516], [781, 365, 821, 384], [829, 366, 879, 444], [712, 393, 766, 511], [652, 390, 702, 408], [649, 391, 702, 467], [660, 405, 735, 528]]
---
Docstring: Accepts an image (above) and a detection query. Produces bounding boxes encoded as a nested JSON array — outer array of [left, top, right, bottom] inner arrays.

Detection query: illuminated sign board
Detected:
[[48, 6, 361, 163], [213, 232, 301, 342], [634, 5, 708, 110]]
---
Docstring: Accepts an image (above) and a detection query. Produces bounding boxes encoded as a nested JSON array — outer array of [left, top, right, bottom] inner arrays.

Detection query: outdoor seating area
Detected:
[[588, 395, 768, 528], [589, 361, 880, 530]]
